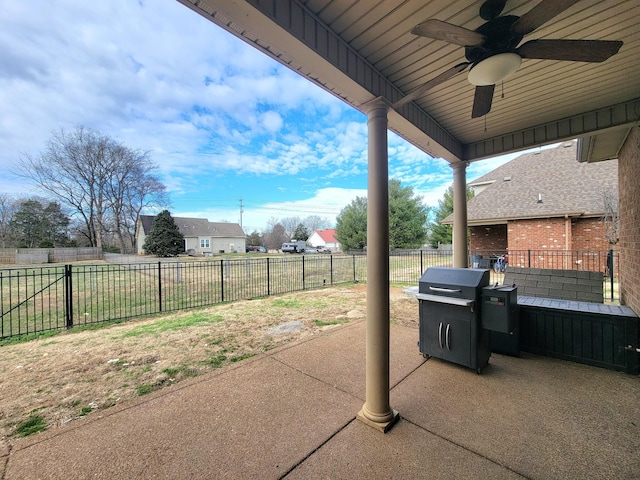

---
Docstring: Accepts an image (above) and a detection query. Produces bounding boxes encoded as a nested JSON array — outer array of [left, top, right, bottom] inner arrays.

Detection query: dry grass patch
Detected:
[[0, 284, 419, 443]]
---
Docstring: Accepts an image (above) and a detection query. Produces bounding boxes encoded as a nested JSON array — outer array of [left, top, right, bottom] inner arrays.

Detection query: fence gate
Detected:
[[0, 266, 68, 338]]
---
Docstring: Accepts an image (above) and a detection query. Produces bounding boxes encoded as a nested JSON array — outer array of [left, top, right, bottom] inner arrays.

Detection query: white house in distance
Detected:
[[308, 228, 340, 251], [136, 215, 246, 255]]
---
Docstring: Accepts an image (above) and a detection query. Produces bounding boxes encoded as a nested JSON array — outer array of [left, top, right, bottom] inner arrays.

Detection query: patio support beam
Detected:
[[451, 161, 469, 268], [357, 97, 399, 433]]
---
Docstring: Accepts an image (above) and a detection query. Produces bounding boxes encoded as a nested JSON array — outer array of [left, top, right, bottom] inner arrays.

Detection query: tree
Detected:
[[0, 195, 18, 248], [427, 185, 474, 248], [388, 179, 427, 249], [10, 199, 70, 248], [335, 196, 367, 251], [302, 215, 332, 234], [103, 143, 168, 252], [263, 223, 288, 250], [245, 230, 263, 247], [602, 190, 619, 245], [280, 216, 301, 240], [335, 180, 428, 251], [292, 223, 310, 241], [142, 210, 184, 257], [17, 126, 167, 250]]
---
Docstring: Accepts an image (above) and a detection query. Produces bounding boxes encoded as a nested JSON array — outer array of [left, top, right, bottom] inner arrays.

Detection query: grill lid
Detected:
[[419, 267, 490, 297]]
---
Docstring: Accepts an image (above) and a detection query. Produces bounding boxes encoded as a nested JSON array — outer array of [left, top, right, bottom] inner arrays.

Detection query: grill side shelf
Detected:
[[416, 293, 474, 307]]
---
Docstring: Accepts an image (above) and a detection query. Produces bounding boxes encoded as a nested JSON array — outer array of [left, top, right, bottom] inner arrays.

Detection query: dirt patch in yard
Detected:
[[0, 284, 418, 443]]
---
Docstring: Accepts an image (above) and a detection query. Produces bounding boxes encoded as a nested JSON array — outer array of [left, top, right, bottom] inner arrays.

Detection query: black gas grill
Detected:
[[417, 267, 491, 373]]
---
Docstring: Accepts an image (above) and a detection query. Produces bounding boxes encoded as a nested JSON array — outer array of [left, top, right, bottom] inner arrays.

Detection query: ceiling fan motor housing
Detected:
[[465, 15, 523, 65]]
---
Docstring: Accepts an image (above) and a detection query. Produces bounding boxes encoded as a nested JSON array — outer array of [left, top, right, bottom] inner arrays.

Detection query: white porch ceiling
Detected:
[[177, 0, 640, 163]]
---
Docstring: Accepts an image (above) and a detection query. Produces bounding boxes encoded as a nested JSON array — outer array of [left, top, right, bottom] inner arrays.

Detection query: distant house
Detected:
[[443, 141, 618, 255], [308, 229, 340, 251], [136, 215, 245, 255]]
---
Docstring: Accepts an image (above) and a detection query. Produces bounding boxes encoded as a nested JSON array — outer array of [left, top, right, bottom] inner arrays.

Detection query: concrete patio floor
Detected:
[[2, 319, 639, 479]]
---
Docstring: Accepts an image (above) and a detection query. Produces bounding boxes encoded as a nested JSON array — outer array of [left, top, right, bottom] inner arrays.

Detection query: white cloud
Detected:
[[261, 111, 284, 133], [0, 0, 560, 233]]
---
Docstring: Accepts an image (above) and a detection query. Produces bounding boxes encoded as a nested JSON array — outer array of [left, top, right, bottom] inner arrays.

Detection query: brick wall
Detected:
[[472, 217, 611, 271], [508, 218, 568, 250], [618, 126, 640, 313], [571, 218, 610, 251], [470, 224, 507, 252]]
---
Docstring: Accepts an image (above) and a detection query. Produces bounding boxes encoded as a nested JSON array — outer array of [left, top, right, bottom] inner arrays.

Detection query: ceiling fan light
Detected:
[[468, 53, 522, 86]]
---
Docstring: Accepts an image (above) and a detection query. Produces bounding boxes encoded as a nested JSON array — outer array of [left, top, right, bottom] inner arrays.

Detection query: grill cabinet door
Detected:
[[419, 301, 472, 367]]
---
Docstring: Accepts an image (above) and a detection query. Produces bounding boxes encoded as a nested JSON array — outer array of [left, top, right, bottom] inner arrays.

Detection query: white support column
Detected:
[[451, 161, 469, 268], [357, 97, 399, 433]]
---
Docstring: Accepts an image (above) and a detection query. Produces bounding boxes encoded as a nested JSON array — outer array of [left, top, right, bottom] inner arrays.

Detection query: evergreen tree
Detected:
[[428, 185, 474, 248], [292, 223, 310, 241], [10, 199, 70, 247], [335, 180, 428, 251], [388, 179, 427, 249], [335, 196, 367, 251], [245, 230, 263, 247], [143, 210, 184, 257]]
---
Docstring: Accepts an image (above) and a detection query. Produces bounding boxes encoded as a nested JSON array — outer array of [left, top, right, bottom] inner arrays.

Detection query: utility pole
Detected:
[[239, 198, 244, 230]]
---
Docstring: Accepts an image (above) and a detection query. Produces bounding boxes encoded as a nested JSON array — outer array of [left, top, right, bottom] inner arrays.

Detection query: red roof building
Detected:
[[308, 229, 339, 251]]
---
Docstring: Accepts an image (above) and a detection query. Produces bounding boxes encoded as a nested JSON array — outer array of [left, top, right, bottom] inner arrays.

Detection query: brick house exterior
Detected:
[[470, 217, 610, 252], [618, 126, 640, 313], [444, 141, 618, 261]]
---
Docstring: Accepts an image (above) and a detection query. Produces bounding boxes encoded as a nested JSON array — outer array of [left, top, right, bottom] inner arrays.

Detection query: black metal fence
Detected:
[[1, 256, 360, 339], [473, 249, 617, 274], [0, 249, 618, 339]]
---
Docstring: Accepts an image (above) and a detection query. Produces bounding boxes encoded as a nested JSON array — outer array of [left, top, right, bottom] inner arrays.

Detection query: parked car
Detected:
[[304, 247, 318, 254], [246, 245, 267, 253]]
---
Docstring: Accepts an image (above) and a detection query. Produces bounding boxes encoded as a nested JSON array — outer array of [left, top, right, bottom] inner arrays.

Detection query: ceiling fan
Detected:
[[397, 0, 623, 118]]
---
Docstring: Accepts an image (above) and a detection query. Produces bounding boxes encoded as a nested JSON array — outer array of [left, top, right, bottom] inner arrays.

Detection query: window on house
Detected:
[[200, 239, 210, 248]]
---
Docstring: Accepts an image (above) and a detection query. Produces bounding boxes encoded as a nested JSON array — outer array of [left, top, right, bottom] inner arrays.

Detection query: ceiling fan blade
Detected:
[[480, 0, 508, 20], [393, 62, 470, 109], [512, 0, 581, 36], [518, 39, 623, 62], [472, 85, 495, 118], [411, 19, 485, 47]]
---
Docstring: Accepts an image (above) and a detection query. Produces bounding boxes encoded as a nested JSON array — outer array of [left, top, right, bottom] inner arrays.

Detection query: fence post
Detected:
[[420, 250, 423, 274], [352, 255, 356, 283], [267, 257, 271, 296], [609, 248, 614, 301], [301, 255, 305, 290], [330, 255, 334, 285], [65, 264, 73, 329], [220, 259, 225, 302], [158, 262, 163, 313], [528, 249, 531, 268]]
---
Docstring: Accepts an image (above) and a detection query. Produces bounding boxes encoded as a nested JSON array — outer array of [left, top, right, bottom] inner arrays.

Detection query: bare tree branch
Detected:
[[602, 189, 619, 245], [15, 126, 167, 251]]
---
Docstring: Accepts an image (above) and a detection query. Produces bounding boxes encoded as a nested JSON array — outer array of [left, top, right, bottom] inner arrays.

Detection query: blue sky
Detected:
[[0, 0, 531, 233]]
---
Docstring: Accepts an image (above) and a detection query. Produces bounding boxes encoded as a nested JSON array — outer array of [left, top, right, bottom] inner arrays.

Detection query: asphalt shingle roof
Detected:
[[443, 141, 618, 225], [139, 215, 245, 238]]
